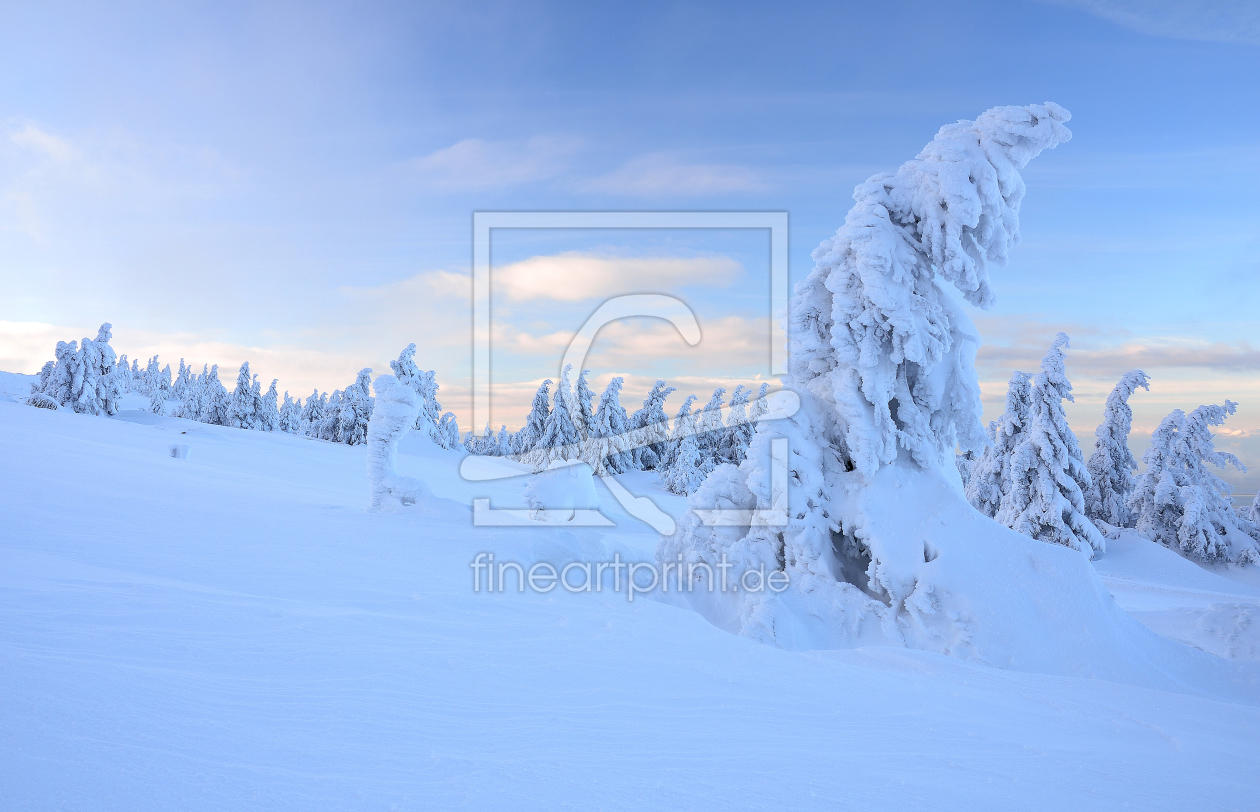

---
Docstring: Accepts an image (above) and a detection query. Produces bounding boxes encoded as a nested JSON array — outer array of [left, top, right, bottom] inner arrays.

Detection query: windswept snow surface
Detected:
[[2, 399, 1260, 810]]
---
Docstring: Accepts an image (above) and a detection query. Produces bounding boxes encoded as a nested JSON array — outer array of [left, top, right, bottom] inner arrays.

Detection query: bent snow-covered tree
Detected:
[[1084, 370, 1150, 528], [657, 104, 1141, 663]]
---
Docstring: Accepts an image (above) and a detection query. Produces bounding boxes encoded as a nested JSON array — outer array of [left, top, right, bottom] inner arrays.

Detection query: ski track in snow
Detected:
[[2, 399, 1259, 810]]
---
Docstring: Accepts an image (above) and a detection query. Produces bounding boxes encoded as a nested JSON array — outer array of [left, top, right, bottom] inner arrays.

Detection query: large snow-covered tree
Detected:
[[660, 103, 1087, 655], [965, 371, 1033, 518], [1129, 402, 1260, 564], [995, 334, 1104, 556], [1084, 370, 1150, 528]]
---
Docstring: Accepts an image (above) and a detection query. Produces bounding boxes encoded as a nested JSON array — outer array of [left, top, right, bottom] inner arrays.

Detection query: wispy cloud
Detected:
[[494, 252, 742, 302], [1044, 0, 1260, 46], [580, 153, 767, 196], [405, 136, 580, 190]]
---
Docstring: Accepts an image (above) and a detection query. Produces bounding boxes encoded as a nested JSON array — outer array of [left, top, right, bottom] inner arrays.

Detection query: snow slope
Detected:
[[2, 399, 1260, 810]]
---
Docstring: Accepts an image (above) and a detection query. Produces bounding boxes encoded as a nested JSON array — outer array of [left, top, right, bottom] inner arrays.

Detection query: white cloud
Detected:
[[1044, 0, 1260, 46], [494, 252, 742, 302], [406, 135, 580, 190], [581, 153, 766, 197]]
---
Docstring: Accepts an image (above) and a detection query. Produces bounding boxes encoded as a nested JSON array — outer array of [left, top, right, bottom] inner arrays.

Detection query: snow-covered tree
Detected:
[[389, 343, 443, 439], [660, 394, 697, 474], [584, 377, 634, 475], [965, 371, 1033, 517], [572, 368, 595, 439], [695, 388, 727, 470], [747, 382, 770, 426], [719, 385, 753, 465], [1129, 402, 1260, 564], [338, 369, 374, 445], [515, 379, 553, 456], [659, 103, 1075, 645], [116, 354, 131, 392], [278, 392, 302, 434], [300, 389, 323, 431], [996, 334, 1104, 556], [1247, 492, 1260, 525], [1084, 370, 1150, 528], [435, 411, 461, 450], [172, 359, 192, 402], [527, 369, 581, 470], [229, 363, 257, 429], [495, 425, 511, 456], [628, 381, 675, 470], [259, 379, 280, 432], [70, 324, 123, 416], [662, 431, 705, 495], [365, 375, 429, 511], [317, 390, 344, 441], [199, 365, 231, 426]]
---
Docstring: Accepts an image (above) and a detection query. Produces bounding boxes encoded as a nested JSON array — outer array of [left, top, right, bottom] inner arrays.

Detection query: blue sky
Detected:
[[1, 0, 1258, 490]]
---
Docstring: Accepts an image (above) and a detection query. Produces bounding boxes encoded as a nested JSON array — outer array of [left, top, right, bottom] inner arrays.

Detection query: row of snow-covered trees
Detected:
[[961, 332, 1260, 565], [464, 365, 772, 495], [28, 327, 465, 450]]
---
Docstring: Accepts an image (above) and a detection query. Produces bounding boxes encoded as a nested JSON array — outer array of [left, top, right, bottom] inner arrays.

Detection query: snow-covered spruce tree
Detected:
[[573, 368, 595, 439], [172, 360, 191, 402], [200, 365, 231, 426], [116, 354, 130, 392], [72, 324, 123, 416], [1247, 491, 1260, 525], [177, 365, 206, 420], [34, 340, 77, 406], [259, 379, 280, 432], [278, 392, 303, 434], [628, 380, 675, 470], [965, 371, 1033, 518], [1129, 402, 1260, 564], [300, 388, 323, 433], [695, 388, 727, 470], [663, 430, 705, 495], [660, 394, 697, 473], [1084, 370, 1150, 528], [318, 390, 344, 441], [995, 333, 1105, 556], [389, 343, 443, 439], [583, 377, 634, 475], [229, 363, 257, 429], [495, 425, 511, 456], [527, 369, 581, 470], [338, 369, 374, 446], [747, 382, 770, 425], [515, 379, 553, 456], [660, 103, 1088, 654], [435, 411, 461, 450], [719, 385, 753, 465]]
